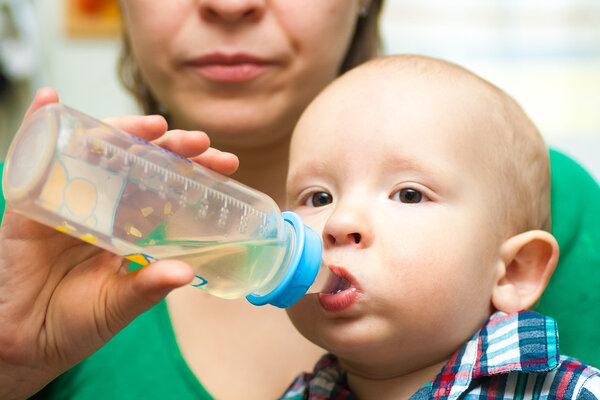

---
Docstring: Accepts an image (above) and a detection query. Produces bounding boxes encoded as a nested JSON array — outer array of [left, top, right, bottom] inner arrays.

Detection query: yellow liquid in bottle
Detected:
[[143, 238, 287, 299]]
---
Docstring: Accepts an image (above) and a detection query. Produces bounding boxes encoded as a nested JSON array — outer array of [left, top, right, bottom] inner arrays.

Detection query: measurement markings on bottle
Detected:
[[86, 135, 268, 229]]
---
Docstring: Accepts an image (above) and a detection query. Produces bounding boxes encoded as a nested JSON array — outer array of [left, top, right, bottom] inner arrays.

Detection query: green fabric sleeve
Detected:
[[534, 149, 600, 367], [0, 167, 4, 218], [30, 299, 214, 400]]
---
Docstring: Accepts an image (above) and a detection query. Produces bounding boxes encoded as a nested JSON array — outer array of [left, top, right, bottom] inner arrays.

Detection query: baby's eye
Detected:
[[391, 188, 427, 204], [305, 191, 333, 207]]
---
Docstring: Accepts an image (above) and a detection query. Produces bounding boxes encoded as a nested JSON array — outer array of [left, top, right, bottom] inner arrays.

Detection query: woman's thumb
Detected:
[[106, 260, 194, 331]]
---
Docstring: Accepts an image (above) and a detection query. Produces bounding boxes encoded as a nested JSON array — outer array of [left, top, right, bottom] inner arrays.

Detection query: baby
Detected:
[[281, 55, 600, 399]]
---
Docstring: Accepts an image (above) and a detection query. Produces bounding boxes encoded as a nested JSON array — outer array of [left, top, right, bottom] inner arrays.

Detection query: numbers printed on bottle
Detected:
[[218, 202, 229, 227], [239, 213, 248, 234]]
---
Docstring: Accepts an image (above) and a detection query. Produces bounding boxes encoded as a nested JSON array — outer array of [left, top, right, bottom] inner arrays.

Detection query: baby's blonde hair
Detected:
[[359, 55, 552, 234]]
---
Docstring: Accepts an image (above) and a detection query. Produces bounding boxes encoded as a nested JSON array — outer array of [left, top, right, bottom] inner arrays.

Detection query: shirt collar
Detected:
[[431, 310, 560, 399], [283, 311, 560, 400]]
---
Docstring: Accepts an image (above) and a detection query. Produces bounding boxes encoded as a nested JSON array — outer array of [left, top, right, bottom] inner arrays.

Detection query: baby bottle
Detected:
[[2, 103, 332, 308]]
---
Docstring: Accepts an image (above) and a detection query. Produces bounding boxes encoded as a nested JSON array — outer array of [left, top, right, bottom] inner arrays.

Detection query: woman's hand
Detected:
[[0, 88, 238, 399]]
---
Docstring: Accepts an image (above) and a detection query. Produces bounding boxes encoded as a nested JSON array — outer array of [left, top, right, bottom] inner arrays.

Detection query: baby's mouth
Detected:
[[321, 267, 352, 295], [317, 265, 360, 312]]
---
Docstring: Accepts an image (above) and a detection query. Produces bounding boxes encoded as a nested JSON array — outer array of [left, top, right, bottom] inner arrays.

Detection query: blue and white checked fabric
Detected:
[[280, 311, 600, 399]]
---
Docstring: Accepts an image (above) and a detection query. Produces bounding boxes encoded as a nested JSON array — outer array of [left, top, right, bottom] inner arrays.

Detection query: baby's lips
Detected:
[[320, 265, 353, 295], [317, 265, 361, 312]]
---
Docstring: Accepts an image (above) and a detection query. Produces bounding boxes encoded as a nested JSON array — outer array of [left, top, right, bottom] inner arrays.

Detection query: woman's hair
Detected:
[[118, 1, 385, 116]]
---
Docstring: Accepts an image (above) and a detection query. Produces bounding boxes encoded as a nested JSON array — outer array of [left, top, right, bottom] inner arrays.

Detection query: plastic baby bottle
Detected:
[[2, 103, 333, 308]]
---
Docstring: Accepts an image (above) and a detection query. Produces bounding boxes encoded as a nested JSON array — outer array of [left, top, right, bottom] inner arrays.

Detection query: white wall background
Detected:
[[1, 0, 599, 181], [30, 0, 137, 117], [380, 0, 600, 181], [0, 0, 136, 159]]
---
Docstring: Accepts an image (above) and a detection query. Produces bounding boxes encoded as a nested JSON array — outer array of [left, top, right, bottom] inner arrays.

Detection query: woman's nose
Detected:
[[198, 0, 266, 24], [322, 205, 371, 249]]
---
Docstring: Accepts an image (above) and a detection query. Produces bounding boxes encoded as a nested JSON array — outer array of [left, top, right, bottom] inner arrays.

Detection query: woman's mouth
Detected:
[[185, 53, 271, 82], [318, 265, 359, 312]]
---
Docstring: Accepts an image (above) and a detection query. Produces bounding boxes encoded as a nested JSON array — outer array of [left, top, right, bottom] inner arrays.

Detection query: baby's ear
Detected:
[[491, 230, 559, 313]]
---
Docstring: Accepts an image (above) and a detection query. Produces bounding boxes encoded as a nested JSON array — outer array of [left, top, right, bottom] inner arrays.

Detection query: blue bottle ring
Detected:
[[246, 211, 322, 308]]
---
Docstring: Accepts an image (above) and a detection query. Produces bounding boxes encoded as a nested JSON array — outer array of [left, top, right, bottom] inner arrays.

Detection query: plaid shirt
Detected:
[[280, 311, 600, 399]]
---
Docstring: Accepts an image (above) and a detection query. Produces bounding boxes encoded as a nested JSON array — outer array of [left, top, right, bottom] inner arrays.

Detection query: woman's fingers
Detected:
[[102, 116, 214, 158], [103, 114, 169, 141], [103, 115, 239, 175], [191, 147, 240, 176], [152, 129, 211, 158], [23, 87, 59, 119]]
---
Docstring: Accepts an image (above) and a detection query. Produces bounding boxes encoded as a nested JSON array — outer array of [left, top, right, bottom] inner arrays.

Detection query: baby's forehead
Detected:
[[292, 62, 513, 188], [317, 62, 491, 117], [295, 77, 498, 165], [298, 64, 497, 143]]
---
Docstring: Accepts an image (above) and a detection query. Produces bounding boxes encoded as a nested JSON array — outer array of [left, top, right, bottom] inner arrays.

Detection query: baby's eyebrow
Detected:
[[286, 163, 329, 188], [378, 156, 454, 192], [384, 155, 438, 175], [286, 170, 313, 189]]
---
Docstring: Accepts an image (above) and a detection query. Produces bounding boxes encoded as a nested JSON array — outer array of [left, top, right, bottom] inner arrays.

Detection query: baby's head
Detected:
[[285, 55, 559, 379]]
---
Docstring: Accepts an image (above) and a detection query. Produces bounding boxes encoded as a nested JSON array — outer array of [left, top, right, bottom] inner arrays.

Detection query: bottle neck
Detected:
[[246, 211, 323, 308], [251, 220, 298, 298]]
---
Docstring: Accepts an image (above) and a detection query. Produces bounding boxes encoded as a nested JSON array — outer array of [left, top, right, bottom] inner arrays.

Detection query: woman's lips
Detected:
[[185, 53, 271, 82], [318, 265, 360, 313]]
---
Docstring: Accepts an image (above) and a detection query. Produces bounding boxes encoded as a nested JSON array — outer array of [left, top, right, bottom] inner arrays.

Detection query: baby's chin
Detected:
[[335, 352, 417, 381], [306, 325, 392, 361], [286, 298, 415, 362], [336, 349, 450, 385], [292, 321, 446, 375]]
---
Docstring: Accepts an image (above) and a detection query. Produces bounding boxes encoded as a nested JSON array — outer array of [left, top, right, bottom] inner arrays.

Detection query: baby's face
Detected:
[[286, 69, 506, 377]]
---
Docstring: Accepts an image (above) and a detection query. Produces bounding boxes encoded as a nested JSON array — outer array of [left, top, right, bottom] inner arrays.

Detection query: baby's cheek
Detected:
[[285, 298, 321, 339]]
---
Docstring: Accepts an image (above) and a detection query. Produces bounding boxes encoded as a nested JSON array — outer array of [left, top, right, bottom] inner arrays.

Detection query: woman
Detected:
[[2, 2, 598, 399], [0, 1, 384, 399]]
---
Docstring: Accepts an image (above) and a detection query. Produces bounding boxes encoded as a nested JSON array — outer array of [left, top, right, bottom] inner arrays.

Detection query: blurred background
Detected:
[[1, 0, 599, 180], [382, 0, 600, 181]]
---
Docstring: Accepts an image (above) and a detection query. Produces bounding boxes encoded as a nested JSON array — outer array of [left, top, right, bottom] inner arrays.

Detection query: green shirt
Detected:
[[0, 148, 598, 399], [31, 300, 213, 400]]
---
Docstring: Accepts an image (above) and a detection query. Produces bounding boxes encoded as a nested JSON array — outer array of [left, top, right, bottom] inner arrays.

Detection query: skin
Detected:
[[119, 1, 364, 398], [120, 0, 360, 203], [285, 64, 558, 399], [1, 2, 367, 399], [0, 87, 237, 400]]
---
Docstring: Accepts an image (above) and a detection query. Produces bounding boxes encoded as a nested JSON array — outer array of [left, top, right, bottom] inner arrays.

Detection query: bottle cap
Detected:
[[3, 106, 58, 203], [246, 211, 322, 308]]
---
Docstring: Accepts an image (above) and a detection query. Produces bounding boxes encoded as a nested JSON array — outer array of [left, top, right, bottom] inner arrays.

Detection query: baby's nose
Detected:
[[322, 207, 370, 248]]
